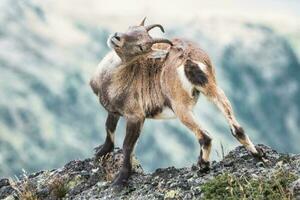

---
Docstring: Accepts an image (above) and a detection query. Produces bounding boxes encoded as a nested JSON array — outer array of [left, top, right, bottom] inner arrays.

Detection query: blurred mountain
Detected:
[[0, 0, 299, 177]]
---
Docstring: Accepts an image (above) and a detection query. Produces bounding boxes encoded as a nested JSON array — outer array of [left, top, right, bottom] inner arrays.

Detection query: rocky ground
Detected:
[[0, 144, 299, 200]]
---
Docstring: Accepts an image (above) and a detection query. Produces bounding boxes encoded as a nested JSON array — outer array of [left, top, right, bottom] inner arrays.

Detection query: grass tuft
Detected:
[[10, 170, 38, 200], [201, 168, 298, 200], [49, 177, 69, 199]]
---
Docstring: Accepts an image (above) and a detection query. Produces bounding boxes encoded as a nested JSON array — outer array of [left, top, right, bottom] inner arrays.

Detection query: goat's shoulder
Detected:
[[90, 51, 122, 95], [97, 51, 122, 73]]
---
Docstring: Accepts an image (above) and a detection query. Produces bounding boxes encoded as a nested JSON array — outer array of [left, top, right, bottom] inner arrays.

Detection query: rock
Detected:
[[291, 178, 300, 199], [0, 186, 15, 200], [0, 144, 299, 199], [0, 179, 10, 188]]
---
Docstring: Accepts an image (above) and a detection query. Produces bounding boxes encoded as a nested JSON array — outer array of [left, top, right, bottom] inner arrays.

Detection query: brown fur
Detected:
[[94, 39, 212, 119], [96, 53, 168, 118]]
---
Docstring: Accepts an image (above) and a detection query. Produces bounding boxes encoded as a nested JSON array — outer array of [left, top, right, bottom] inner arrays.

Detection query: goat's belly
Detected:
[[152, 107, 176, 119]]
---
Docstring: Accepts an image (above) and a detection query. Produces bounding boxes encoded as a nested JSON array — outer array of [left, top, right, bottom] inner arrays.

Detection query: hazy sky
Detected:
[[41, 0, 300, 18], [37, 0, 300, 31]]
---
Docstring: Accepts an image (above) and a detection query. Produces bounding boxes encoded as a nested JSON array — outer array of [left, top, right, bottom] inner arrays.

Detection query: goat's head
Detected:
[[107, 17, 173, 61]]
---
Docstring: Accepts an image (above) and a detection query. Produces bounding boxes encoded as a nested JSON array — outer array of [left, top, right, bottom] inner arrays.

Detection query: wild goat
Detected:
[[90, 18, 265, 186]]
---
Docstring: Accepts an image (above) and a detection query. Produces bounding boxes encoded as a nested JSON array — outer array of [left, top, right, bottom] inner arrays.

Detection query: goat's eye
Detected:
[[138, 45, 143, 51]]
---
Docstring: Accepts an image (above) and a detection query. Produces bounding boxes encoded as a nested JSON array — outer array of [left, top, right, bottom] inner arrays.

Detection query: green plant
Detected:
[[201, 169, 298, 200], [49, 177, 69, 199]]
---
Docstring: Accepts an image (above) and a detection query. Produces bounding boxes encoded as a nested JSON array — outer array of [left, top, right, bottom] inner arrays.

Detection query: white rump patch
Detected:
[[154, 107, 176, 119], [196, 62, 207, 72], [177, 61, 208, 96], [177, 64, 194, 97]]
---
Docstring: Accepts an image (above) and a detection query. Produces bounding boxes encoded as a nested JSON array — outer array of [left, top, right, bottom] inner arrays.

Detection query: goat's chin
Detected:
[[106, 34, 116, 49], [106, 38, 114, 49]]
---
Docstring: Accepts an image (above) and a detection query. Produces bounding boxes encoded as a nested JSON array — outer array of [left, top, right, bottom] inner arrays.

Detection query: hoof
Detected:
[[94, 143, 113, 159], [252, 146, 271, 166], [112, 175, 128, 189], [252, 146, 265, 159], [198, 158, 210, 173]]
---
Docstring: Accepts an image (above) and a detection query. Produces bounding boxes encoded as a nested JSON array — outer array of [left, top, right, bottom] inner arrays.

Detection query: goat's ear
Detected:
[[139, 17, 147, 26]]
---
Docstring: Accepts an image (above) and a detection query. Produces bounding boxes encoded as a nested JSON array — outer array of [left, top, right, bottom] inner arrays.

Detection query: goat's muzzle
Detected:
[[108, 32, 124, 48]]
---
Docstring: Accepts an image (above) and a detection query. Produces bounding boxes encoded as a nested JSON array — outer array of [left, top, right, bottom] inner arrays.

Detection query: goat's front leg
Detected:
[[209, 86, 264, 159], [112, 117, 144, 186], [95, 113, 119, 158], [173, 105, 212, 172]]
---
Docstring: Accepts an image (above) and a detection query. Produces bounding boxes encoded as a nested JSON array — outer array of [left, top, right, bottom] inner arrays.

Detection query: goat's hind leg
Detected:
[[208, 86, 266, 159], [95, 113, 120, 158], [174, 105, 212, 172]]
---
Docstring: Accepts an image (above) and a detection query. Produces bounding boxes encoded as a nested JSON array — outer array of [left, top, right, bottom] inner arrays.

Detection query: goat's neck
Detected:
[[112, 51, 167, 89]]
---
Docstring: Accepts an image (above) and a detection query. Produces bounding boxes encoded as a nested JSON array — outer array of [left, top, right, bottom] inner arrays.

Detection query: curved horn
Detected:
[[139, 17, 147, 26], [151, 38, 173, 46], [145, 24, 165, 33]]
